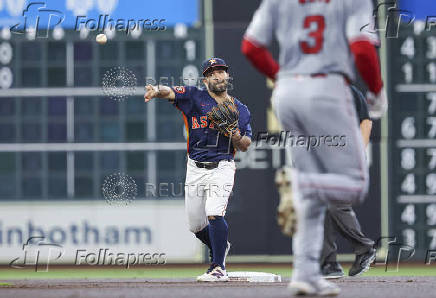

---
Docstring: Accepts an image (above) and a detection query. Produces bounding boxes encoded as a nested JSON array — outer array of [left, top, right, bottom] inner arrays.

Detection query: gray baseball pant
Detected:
[[272, 74, 369, 283], [321, 203, 375, 265]]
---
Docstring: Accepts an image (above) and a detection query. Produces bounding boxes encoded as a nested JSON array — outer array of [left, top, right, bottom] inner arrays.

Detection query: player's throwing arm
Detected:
[[144, 85, 175, 102]]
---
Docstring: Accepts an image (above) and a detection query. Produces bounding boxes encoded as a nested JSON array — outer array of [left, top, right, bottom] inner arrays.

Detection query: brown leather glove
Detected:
[[207, 100, 239, 137], [275, 167, 297, 237]]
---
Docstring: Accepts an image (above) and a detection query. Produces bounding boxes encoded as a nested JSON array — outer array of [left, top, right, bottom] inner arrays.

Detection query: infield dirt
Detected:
[[0, 276, 435, 298]]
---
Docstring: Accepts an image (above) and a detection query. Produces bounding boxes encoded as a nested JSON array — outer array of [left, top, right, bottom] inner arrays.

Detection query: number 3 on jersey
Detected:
[[300, 15, 325, 54]]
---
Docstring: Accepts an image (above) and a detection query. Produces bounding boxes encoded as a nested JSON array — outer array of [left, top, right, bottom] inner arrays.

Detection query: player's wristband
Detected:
[[232, 129, 243, 141]]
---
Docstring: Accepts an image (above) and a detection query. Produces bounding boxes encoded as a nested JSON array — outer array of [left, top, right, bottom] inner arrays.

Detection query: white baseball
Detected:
[[96, 33, 107, 44]]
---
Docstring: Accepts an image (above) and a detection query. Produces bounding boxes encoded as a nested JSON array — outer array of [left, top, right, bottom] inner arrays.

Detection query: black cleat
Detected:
[[349, 248, 376, 277], [321, 262, 345, 279]]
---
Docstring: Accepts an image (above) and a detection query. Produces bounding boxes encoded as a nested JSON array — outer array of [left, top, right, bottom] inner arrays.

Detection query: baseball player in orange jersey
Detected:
[[242, 0, 387, 296]]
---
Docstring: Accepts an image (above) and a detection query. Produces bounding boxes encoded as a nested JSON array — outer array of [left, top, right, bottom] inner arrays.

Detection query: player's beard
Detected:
[[208, 79, 228, 94]]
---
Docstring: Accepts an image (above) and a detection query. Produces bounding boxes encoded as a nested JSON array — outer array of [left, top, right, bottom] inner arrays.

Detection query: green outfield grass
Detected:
[[0, 264, 434, 280]]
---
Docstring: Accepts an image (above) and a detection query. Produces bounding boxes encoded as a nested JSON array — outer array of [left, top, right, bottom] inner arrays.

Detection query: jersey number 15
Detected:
[[300, 15, 325, 54]]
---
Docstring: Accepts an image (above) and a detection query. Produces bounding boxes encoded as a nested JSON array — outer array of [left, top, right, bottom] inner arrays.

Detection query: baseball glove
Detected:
[[275, 167, 297, 237], [207, 100, 239, 137]]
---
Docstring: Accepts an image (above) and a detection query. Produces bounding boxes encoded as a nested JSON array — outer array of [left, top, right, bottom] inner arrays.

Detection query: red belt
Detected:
[[291, 73, 327, 79], [310, 73, 327, 78]]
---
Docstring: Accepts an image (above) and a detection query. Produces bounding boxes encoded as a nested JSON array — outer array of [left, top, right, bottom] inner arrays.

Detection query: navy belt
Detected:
[[195, 161, 219, 170], [194, 159, 232, 170]]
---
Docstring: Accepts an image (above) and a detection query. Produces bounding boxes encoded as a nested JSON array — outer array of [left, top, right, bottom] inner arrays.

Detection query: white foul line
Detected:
[[0, 143, 187, 152], [395, 84, 436, 93], [0, 87, 146, 97], [397, 195, 436, 204], [396, 139, 436, 148]]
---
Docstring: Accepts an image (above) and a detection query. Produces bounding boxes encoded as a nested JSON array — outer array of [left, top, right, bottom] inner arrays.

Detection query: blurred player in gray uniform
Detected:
[[242, 0, 387, 295], [321, 86, 376, 279]]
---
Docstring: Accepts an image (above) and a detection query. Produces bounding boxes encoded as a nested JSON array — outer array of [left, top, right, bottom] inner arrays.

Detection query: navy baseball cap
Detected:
[[201, 57, 229, 76]]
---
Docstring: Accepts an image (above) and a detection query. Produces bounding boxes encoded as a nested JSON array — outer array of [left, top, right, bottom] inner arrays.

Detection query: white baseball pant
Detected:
[[184, 156, 236, 233]]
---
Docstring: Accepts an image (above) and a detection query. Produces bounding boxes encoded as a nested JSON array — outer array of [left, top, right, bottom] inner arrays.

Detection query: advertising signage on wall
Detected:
[[0, 0, 198, 29], [0, 201, 202, 264]]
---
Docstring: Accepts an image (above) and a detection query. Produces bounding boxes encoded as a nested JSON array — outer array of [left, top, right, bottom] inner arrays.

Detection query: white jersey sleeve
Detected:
[[345, 0, 379, 45], [244, 0, 277, 46]]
